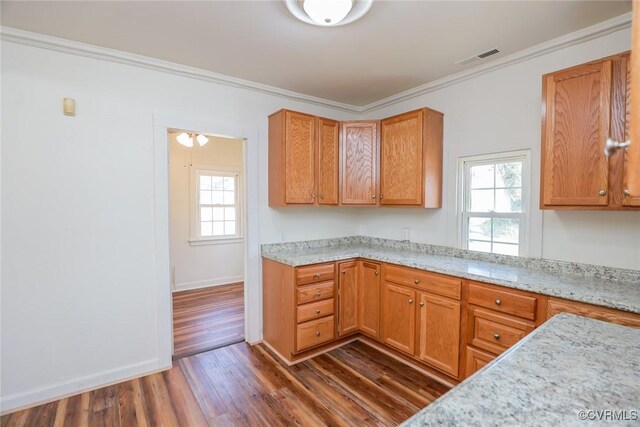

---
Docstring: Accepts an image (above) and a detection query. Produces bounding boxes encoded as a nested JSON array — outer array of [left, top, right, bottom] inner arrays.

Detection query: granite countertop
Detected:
[[261, 237, 640, 314], [402, 314, 640, 427]]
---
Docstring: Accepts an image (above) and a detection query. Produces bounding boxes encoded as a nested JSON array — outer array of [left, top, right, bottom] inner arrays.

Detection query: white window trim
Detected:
[[189, 165, 244, 246], [458, 150, 531, 257]]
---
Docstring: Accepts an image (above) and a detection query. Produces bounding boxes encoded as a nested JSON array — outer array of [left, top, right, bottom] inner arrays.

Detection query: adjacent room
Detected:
[[1, 0, 639, 426]]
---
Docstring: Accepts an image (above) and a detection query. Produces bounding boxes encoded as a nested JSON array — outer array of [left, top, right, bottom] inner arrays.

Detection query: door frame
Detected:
[[152, 114, 260, 365]]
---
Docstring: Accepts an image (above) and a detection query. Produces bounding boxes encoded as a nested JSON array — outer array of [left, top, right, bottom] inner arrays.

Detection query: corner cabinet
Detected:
[[269, 107, 443, 208], [268, 110, 339, 207], [380, 108, 443, 207], [541, 52, 639, 210]]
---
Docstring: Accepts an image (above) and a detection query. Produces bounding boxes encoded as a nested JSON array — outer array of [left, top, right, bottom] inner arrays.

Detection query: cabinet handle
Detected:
[[314, 274, 321, 279], [493, 333, 501, 340], [320, 194, 325, 199], [414, 279, 421, 284], [408, 299, 414, 304], [311, 193, 316, 198], [315, 331, 320, 337], [380, 194, 384, 200], [624, 189, 631, 196], [604, 138, 630, 157], [598, 189, 607, 196], [341, 271, 346, 274], [371, 195, 376, 199], [495, 299, 502, 306], [419, 302, 425, 307], [315, 291, 321, 297], [316, 310, 321, 315], [374, 271, 379, 276]]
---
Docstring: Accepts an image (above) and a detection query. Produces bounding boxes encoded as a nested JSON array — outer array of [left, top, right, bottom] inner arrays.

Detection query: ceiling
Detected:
[[1, 1, 632, 106]]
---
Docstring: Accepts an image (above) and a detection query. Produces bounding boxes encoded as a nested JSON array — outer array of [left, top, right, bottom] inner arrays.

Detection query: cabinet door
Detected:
[[285, 111, 316, 204], [626, 3, 640, 199], [317, 118, 340, 205], [358, 261, 380, 339], [341, 122, 378, 205], [418, 293, 461, 377], [624, 44, 640, 205], [465, 346, 495, 378], [541, 61, 612, 207], [338, 261, 359, 336], [380, 110, 424, 206], [381, 283, 416, 355]]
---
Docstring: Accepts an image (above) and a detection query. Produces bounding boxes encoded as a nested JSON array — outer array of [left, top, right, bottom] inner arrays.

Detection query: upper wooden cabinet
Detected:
[[541, 52, 638, 210], [268, 110, 339, 207], [625, 3, 640, 203], [340, 121, 378, 205], [380, 108, 444, 207], [269, 107, 443, 208]]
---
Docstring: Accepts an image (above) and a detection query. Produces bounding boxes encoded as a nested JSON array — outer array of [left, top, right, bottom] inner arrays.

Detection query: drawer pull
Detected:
[[493, 333, 501, 340], [414, 279, 421, 284], [495, 299, 502, 306], [315, 310, 321, 315], [409, 299, 414, 304], [374, 271, 379, 276], [314, 274, 321, 279], [315, 331, 320, 337], [315, 291, 322, 298]]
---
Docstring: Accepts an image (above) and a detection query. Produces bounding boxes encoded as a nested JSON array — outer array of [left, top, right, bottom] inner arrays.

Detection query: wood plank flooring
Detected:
[[172, 283, 245, 359], [0, 340, 450, 426]]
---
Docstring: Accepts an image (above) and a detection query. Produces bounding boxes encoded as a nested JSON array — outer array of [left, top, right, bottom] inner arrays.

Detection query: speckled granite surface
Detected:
[[261, 236, 640, 314], [402, 314, 640, 427]]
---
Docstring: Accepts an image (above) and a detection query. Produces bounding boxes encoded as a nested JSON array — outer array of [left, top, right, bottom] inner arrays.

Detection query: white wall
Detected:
[[169, 133, 244, 291], [0, 40, 360, 412], [358, 27, 640, 270]]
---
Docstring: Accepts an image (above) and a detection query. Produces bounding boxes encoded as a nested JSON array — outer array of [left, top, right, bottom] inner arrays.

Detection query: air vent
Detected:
[[456, 47, 500, 65]]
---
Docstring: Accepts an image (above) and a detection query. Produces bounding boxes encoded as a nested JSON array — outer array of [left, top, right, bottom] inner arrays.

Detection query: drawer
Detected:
[[296, 316, 335, 352], [297, 281, 335, 305], [296, 263, 335, 285], [384, 264, 462, 300], [470, 308, 534, 356], [297, 299, 335, 323], [468, 282, 537, 320], [465, 346, 495, 378], [547, 298, 640, 328]]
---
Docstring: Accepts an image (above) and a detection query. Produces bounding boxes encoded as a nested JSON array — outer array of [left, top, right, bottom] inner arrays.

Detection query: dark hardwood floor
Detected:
[[0, 340, 450, 426], [172, 283, 245, 359]]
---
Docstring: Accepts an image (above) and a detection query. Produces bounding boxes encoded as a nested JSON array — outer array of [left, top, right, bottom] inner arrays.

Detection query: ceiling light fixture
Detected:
[[284, 0, 373, 27], [176, 132, 209, 148]]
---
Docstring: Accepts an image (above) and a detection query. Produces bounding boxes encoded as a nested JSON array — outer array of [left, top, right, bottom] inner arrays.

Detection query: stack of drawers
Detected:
[[295, 263, 336, 352], [465, 281, 539, 376]]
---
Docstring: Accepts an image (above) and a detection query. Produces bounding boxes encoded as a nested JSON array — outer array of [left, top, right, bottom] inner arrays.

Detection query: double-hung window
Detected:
[[460, 151, 529, 256], [193, 170, 241, 242]]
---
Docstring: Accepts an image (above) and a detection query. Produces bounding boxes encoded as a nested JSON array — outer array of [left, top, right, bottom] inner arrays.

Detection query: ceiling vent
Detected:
[[456, 47, 500, 65]]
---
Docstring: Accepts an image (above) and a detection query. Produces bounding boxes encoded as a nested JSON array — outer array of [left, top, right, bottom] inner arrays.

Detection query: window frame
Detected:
[[190, 166, 243, 245], [458, 150, 530, 257]]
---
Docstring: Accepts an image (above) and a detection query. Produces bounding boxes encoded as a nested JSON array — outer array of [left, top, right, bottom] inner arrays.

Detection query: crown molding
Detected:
[[359, 12, 632, 113], [0, 26, 361, 114], [0, 11, 632, 116]]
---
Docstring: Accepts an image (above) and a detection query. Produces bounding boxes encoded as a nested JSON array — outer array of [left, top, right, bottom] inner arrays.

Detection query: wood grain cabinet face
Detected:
[[380, 111, 424, 206], [417, 293, 461, 377], [381, 283, 416, 355], [317, 118, 340, 205], [358, 261, 381, 339], [338, 261, 359, 336], [626, 3, 640, 198], [465, 346, 495, 377], [541, 53, 638, 210], [340, 122, 378, 205], [285, 111, 317, 204]]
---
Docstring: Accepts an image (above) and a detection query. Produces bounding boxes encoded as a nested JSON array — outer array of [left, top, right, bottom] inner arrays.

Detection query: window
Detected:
[[193, 170, 241, 242], [460, 151, 529, 256]]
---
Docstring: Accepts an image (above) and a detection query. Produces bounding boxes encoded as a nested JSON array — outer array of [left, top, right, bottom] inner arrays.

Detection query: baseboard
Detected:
[[0, 358, 171, 415], [172, 275, 244, 292]]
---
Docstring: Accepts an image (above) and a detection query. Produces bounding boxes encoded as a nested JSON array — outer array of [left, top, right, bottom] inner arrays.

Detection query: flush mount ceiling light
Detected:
[[284, 0, 373, 27], [176, 132, 209, 148]]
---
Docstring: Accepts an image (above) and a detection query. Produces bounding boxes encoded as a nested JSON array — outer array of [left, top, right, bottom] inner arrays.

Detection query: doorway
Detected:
[[168, 129, 246, 359]]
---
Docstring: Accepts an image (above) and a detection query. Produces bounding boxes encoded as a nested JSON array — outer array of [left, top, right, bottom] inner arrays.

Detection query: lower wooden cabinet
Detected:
[[296, 316, 335, 352], [338, 261, 359, 336], [465, 346, 495, 377], [418, 292, 461, 377], [468, 307, 534, 356], [358, 261, 381, 339], [547, 298, 640, 328], [381, 282, 416, 355]]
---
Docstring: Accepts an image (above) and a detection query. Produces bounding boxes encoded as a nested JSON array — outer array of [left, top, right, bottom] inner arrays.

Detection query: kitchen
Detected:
[[1, 1, 639, 425]]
